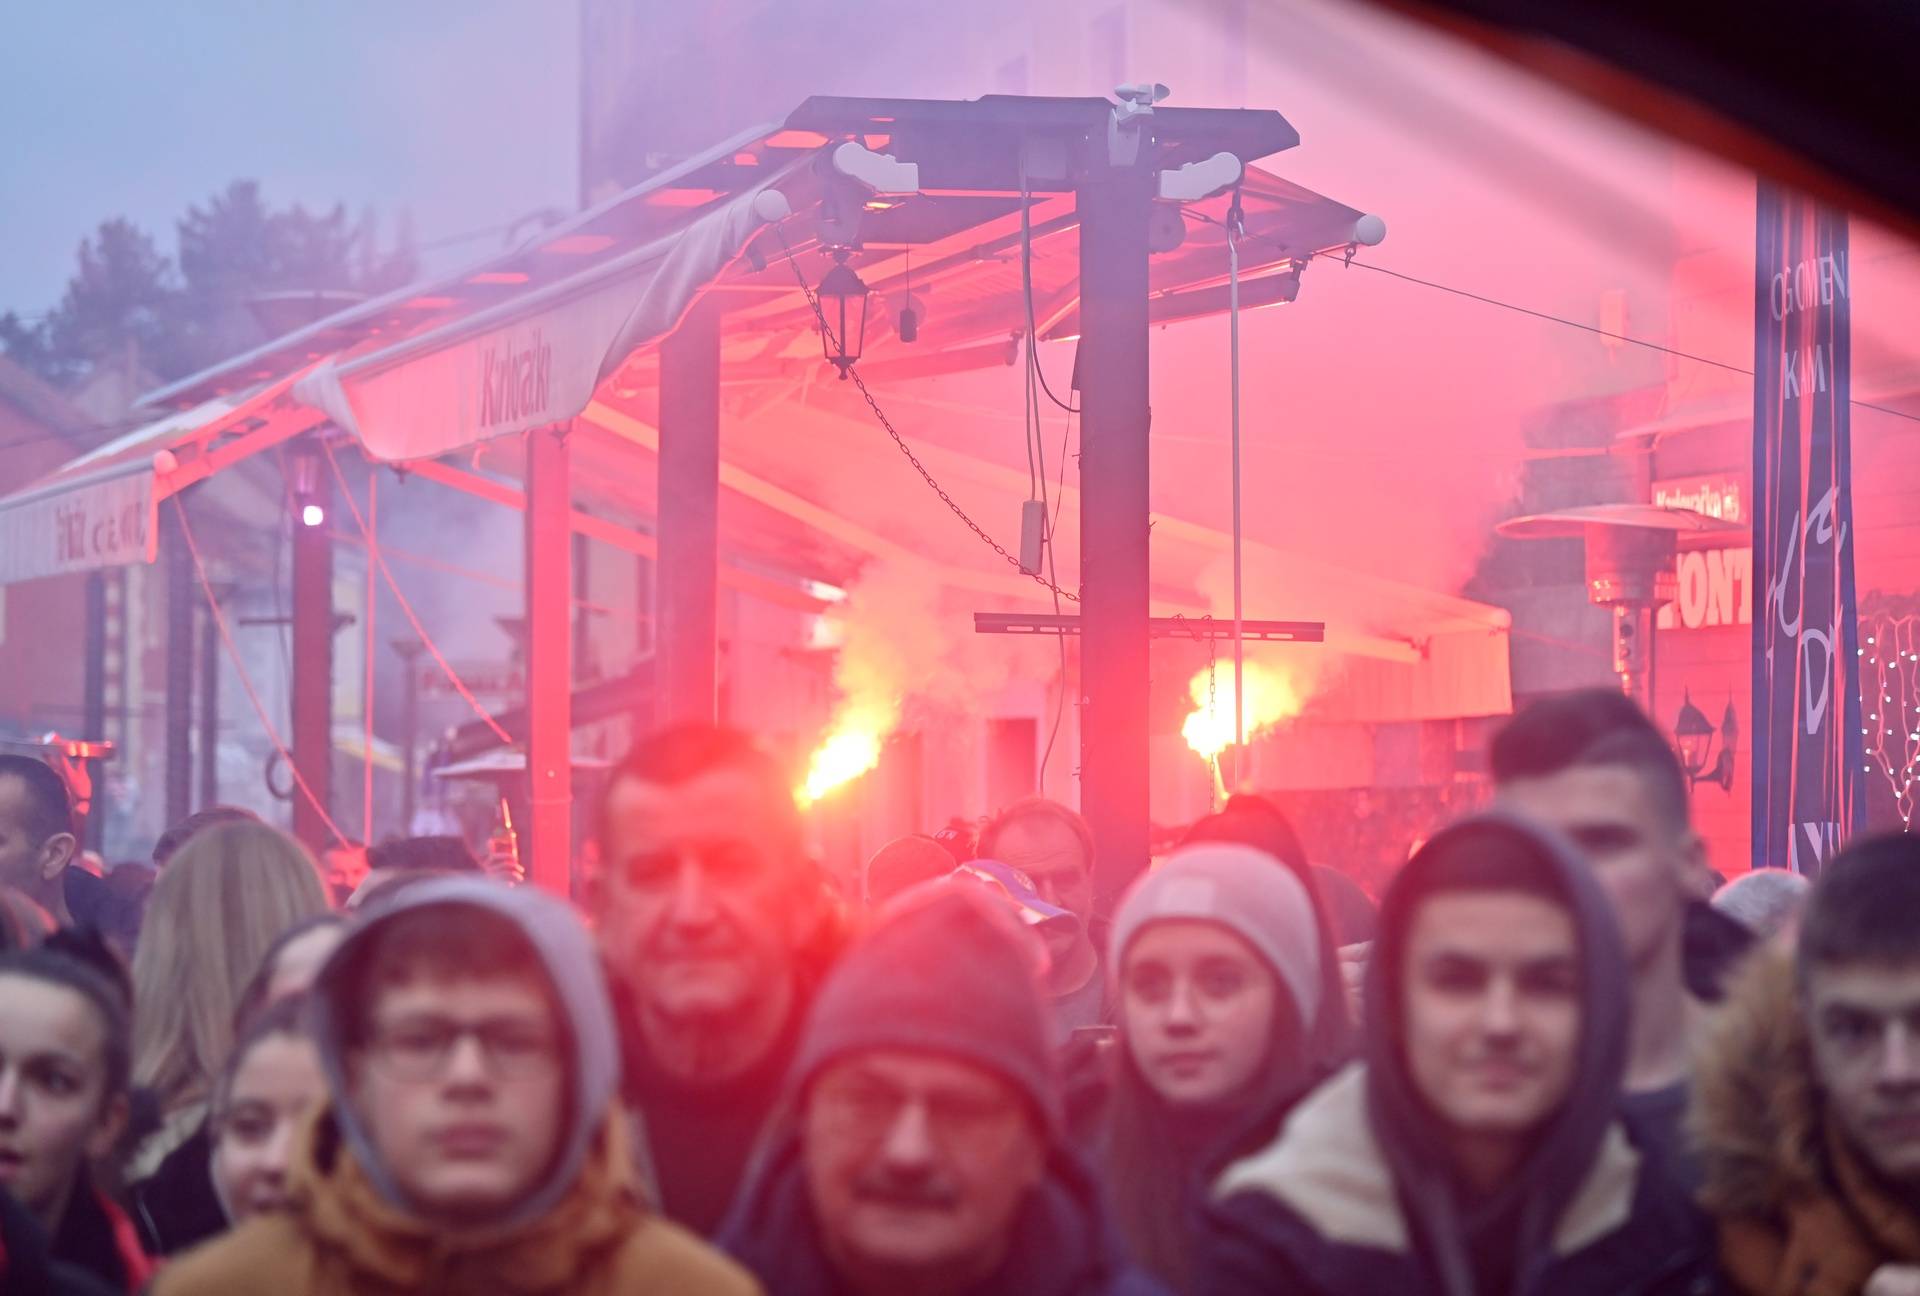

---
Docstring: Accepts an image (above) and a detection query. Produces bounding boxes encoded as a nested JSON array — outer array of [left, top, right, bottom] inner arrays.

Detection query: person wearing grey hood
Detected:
[[1200, 813, 1717, 1296], [151, 877, 758, 1296]]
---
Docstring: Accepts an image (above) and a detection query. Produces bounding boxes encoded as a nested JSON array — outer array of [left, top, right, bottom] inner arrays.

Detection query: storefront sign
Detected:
[[0, 468, 152, 585], [1750, 187, 1863, 875]]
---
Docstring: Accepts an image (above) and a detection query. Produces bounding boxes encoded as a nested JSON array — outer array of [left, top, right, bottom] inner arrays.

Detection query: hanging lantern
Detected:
[[1673, 691, 1715, 778], [815, 250, 870, 380]]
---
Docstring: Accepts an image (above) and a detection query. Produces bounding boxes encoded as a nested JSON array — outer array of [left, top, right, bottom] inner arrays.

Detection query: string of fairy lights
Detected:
[[1861, 608, 1920, 828]]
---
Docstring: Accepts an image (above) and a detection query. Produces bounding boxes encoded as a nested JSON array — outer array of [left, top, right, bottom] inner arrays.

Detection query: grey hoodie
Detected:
[[308, 877, 619, 1230]]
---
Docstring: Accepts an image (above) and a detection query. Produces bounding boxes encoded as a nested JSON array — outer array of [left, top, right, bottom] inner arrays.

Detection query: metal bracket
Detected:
[[830, 140, 921, 195], [1157, 151, 1243, 202], [1108, 82, 1169, 167]]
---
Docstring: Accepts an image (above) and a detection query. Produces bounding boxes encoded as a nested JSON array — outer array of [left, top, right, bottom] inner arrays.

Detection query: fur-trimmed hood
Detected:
[[1690, 944, 1822, 1217]]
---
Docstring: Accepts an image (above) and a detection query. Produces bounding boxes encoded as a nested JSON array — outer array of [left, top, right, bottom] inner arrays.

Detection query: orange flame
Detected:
[[798, 702, 889, 805], [1181, 660, 1304, 759]]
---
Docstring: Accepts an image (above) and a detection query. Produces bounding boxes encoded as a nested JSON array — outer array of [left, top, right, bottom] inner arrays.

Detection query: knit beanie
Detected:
[[791, 884, 1062, 1135], [1108, 843, 1324, 1030]]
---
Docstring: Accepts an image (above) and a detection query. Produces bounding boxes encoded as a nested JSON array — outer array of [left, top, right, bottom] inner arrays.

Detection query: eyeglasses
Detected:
[[366, 1016, 560, 1081], [810, 1072, 1026, 1147]]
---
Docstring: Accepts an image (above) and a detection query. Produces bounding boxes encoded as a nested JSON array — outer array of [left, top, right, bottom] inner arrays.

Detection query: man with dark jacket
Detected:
[[1695, 833, 1920, 1295], [596, 725, 844, 1235], [721, 884, 1165, 1296], [1203, 813, 1715, 1296], [1491, 690, 1717, 1177]]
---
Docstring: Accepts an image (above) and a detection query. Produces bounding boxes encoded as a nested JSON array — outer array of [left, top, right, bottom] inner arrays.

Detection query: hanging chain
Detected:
[[771, 226, 1079, 603]]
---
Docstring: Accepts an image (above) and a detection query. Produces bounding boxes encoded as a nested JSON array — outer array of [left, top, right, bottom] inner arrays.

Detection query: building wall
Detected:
[[0, 389, 91, 737]]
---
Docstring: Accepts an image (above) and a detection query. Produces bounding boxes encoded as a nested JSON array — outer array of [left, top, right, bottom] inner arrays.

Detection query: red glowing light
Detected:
[[541, 234, 616, 256], [764, 129, 830, 150], [468, 270, 530, 286], [402, 295, 459, 310], [731, 152, 758, 166], [646, 188, 726, 207]]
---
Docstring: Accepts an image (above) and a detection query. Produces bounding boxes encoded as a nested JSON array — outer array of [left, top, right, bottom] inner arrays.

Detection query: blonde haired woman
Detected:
[[127, 821, 329, 1187]]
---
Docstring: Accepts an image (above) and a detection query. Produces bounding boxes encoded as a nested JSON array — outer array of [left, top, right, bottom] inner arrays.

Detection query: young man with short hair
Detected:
[[595, 724, 845, 1234], [0, 754, 79, 927], [1204, 813, 1715, 1295], [979, 798, 1110, 1043], [721, 884, 1162, 1295], [1491, 689, 1712, 1166], [1697, 832, 1920, 1295], [152, 876, 757, 1295]]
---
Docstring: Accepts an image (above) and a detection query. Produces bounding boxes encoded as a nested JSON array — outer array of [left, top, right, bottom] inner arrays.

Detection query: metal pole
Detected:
[[657, 297, 721, 726], [1076, 164, 1155, 911], [1227, 200, 1247, 789], [82, 573, 108, 850], [291, 466, 335, 849], [393, 639, 423, 833], [199, 589, 221, 806], [164, 505, 195, 828], [524, 422, 574, 893]]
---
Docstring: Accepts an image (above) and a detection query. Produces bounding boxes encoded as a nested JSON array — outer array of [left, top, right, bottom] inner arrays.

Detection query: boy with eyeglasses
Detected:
[[720, 884, 1164, 1296], [152, 876, 758, 1295]]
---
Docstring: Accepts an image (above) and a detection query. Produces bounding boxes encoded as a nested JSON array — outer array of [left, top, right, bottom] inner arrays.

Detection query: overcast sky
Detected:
[[0, 2, 580, 318]]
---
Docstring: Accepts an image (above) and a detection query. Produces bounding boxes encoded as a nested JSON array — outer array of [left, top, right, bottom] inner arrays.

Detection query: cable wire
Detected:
[[172, 495, 350, 845], [771, 225, 1080, 603], [318, 439, 514, 744]]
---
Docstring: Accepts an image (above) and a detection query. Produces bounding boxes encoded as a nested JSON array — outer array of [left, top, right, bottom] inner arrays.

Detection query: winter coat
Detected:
[[1693, 945, 1920, 1295], [1204, 812, 1722, 1296], [150, 877, 760, 1296], [128, 1119, 225, 1255], [148, 1107, 757, 1296], [0, 1185, 119, 1296], [1203, 1065, 1718, 1296], [721, 1125, 1166, 1296], [50, 1181, 153, 1294]]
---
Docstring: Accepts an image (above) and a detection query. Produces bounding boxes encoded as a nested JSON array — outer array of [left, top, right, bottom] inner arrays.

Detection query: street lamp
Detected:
[[1673, 690, 1738, 792], [815, 250, 870, 379]]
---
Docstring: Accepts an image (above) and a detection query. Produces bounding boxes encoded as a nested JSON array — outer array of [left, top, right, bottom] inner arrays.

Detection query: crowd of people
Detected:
[[0, 688, 1915, 1294]]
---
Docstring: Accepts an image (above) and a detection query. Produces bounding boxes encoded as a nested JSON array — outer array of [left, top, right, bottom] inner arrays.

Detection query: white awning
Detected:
[[292, 165, 807, 463], [0, 367, 323, 586]]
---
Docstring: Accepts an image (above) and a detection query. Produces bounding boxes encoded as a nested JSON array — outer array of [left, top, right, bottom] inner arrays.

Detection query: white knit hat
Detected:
[[1108, 843, 1323, 1027]]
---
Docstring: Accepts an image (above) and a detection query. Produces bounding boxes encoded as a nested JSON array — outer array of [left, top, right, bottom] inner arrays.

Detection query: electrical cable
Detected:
[[1019, 159, 1080, 416], [771, 225, 1079, 603], [172, 494, 350, 845], [317, 439, 514, 744], [1179, 207, 1920, 429]]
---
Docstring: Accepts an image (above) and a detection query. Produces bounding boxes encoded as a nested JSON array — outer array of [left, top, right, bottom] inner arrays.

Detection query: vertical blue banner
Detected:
[[1751, 185, 1864, 875]]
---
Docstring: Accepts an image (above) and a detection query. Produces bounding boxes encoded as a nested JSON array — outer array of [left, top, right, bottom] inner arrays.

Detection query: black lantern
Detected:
[[815, 250, 870, 380], [1674, 690, 1737, 792]]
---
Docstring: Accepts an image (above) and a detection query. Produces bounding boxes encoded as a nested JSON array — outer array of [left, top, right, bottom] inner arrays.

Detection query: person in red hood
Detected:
[[0, 936, 152, 1293]]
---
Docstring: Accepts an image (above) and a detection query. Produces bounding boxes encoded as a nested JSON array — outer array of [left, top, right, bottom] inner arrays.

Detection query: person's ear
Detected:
[[38, 831, 76, 882], [1676, 831, 1711, 900], [87, 1092, 130, 1161]]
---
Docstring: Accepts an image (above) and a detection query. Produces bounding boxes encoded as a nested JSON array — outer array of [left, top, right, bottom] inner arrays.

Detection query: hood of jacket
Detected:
[[719, 1118, 1158, 1296], [1360, 811, 1632, 1296], [309, 877, 620, 1231], [288, 1103, 642, 1289], [1692, 942, 1821, 1219]]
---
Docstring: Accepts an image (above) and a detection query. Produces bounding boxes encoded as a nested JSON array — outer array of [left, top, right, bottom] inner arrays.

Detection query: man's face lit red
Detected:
[[599, 768, 811, 1029], [803, 1050, 1043, 1286], [1401, 890, 1582, 1141], [1807, 961, 1920, 1185], [1497, 765, 1699, 971], [989, 816, 1094, 924]]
